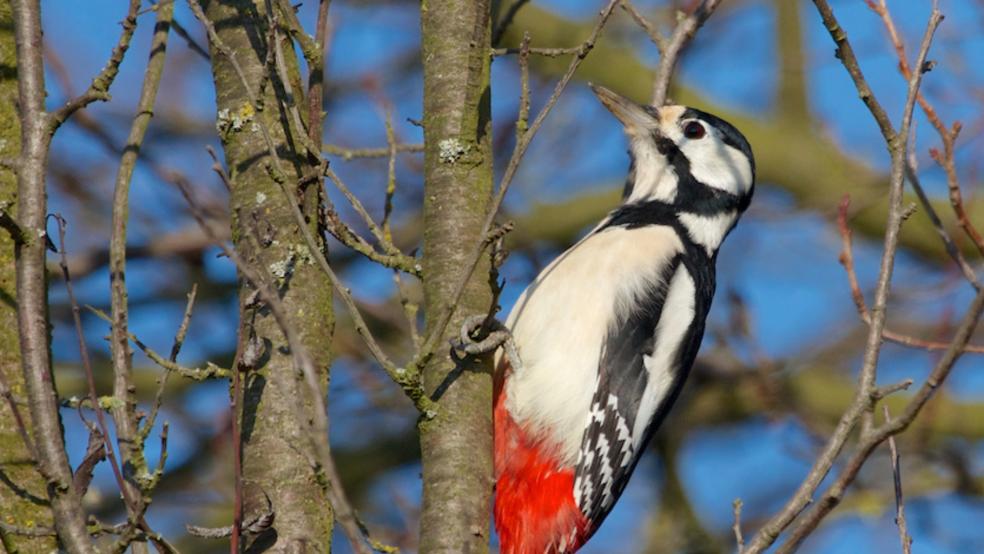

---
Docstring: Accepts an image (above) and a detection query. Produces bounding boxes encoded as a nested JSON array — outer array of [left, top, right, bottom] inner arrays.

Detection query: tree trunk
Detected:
[[0, 1, 56, 551], [201, 2, 334, 551], [418, 1, 495, 552]]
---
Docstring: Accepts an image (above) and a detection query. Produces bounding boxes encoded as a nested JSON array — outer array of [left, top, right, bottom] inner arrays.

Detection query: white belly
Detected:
[[503, 224, 683, 466]]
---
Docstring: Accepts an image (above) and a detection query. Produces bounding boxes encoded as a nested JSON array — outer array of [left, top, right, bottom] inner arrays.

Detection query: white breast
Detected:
[[503, 225, 683, 466], [634, 265, 695, 446]]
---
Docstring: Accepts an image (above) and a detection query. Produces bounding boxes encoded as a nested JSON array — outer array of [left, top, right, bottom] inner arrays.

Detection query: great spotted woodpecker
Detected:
[[493, 85, 755, 553]]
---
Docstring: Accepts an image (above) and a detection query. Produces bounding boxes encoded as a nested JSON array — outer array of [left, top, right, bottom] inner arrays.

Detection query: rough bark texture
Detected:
[[11, 0, 93, 550], [418, 1, 495, 552], [0, 1, 56, 550], [201, 1, 334, 551]]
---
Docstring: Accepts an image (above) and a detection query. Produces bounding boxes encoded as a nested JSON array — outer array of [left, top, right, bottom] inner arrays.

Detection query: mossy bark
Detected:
[[201, 2, 334, 551], [0, 1, 57, 550], [418, 1, 495, 552]]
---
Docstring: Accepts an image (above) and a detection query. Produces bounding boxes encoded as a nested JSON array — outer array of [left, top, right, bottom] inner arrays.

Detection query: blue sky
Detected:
[[36, 1, 984, 552]]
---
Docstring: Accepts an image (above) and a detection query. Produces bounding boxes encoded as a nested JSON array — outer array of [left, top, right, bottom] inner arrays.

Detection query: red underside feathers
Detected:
[[494, 364, 590, 554]]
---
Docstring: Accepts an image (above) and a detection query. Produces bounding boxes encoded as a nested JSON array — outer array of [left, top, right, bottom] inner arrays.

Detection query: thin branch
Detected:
[[904, 164, 980, 289], [884, 406, 912, 554], [48, 0, 142, 132], [776, 284, 984, 553], [54, 215, 141, 540], [744, 3, 943, 551], [324, 166, 407, 260], [140, 284, 198, 442], [323, 142, 423, 160], [171, 17, 210, 61], [88, 306, 230, 381], [620, 0, 666, 53], [187, 497, 275, 539], [492, 0, 531, 47], [310, 0, 331, 146], [837, 196, 984, 353], [382, 109, 398, 242], [732, 499, 745, 553], [322, 201, 422, 276], [809, 0, 894, 140], [491, 45, 585, 57], [651, 0, 724, 106], [108, 4, 175, 544], [866, 0, 984, 257]]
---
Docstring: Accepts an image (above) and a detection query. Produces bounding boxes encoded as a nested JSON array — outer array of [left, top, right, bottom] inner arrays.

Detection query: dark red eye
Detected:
[[683, 121, 706, 139]]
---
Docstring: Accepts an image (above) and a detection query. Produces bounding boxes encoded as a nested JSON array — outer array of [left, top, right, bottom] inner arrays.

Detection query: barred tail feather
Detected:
[[495, 362, 590, 554]]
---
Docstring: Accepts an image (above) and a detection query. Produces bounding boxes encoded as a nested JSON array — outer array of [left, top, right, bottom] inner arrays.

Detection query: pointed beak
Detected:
[[589, 84, 659, 134]]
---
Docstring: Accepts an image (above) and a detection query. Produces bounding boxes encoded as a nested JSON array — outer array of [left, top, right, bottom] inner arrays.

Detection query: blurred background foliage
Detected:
[[18, 0, 984, 552]]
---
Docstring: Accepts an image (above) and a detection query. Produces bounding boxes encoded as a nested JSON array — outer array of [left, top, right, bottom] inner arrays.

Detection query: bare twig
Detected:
[[140, 284, 198, 443], [904, 164, 980, 289], [866, 0, 984, 258], [187, 496, 275, 539], [54, 215, 142, 543], [732, 498, 745, 553], [171, 17, 210, 61], [838, 196, 984, 353], [492, 0, 531, 46], [744, 3, 943, 551], [382, 110, 398, 242], [620, 0, 666, 53], [651, 0, 724, 106], [48, 0, 142, 132], [777, 285, 984, 553], [884, 406, 913, 554], [108, 5, 175, 546], [324, 166, 407, 260], [88, 306, 230, 381], [491, 46, 585, 57], [323, 142, 423, 160]]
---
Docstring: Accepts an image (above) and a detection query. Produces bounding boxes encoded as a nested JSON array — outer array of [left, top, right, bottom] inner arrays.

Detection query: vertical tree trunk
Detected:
[[0, 1, 56, 550], [201, 2, 334, 551], [418, 1, 495, 552]]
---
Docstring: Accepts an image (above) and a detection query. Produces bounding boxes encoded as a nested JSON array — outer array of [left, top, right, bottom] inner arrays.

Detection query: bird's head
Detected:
[[590, 84, 755, 218]]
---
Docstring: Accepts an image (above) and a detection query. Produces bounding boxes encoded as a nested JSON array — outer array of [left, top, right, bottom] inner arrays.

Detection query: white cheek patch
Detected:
[[680, 139, 752, 196], [627, 138, 677, 203]]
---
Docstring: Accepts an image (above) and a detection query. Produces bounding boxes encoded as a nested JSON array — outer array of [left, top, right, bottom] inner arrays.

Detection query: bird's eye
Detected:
[[683, 121, 706, 139]]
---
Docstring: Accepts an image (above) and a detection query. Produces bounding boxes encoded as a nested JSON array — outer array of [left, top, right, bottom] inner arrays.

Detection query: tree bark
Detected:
[[11, 0, 94, 551], [0, 1, 56, 551], [201, 1, 334, 551], [418, 1, 495, 552]]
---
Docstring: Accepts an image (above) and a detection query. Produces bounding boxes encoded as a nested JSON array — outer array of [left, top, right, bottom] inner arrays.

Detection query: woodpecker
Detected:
[[493, 85, 755, 553]]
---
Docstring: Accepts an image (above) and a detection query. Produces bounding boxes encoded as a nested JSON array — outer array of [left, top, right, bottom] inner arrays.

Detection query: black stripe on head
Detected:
[[647, 129, 744, 216], [681, 107, 756, 180]]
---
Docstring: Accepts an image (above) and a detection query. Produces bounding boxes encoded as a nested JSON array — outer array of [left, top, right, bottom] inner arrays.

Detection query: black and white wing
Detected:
[[573, 254, 715, 529]]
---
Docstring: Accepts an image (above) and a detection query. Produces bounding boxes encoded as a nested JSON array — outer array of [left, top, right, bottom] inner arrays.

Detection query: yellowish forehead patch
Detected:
[[658, 105, 686, 127]]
